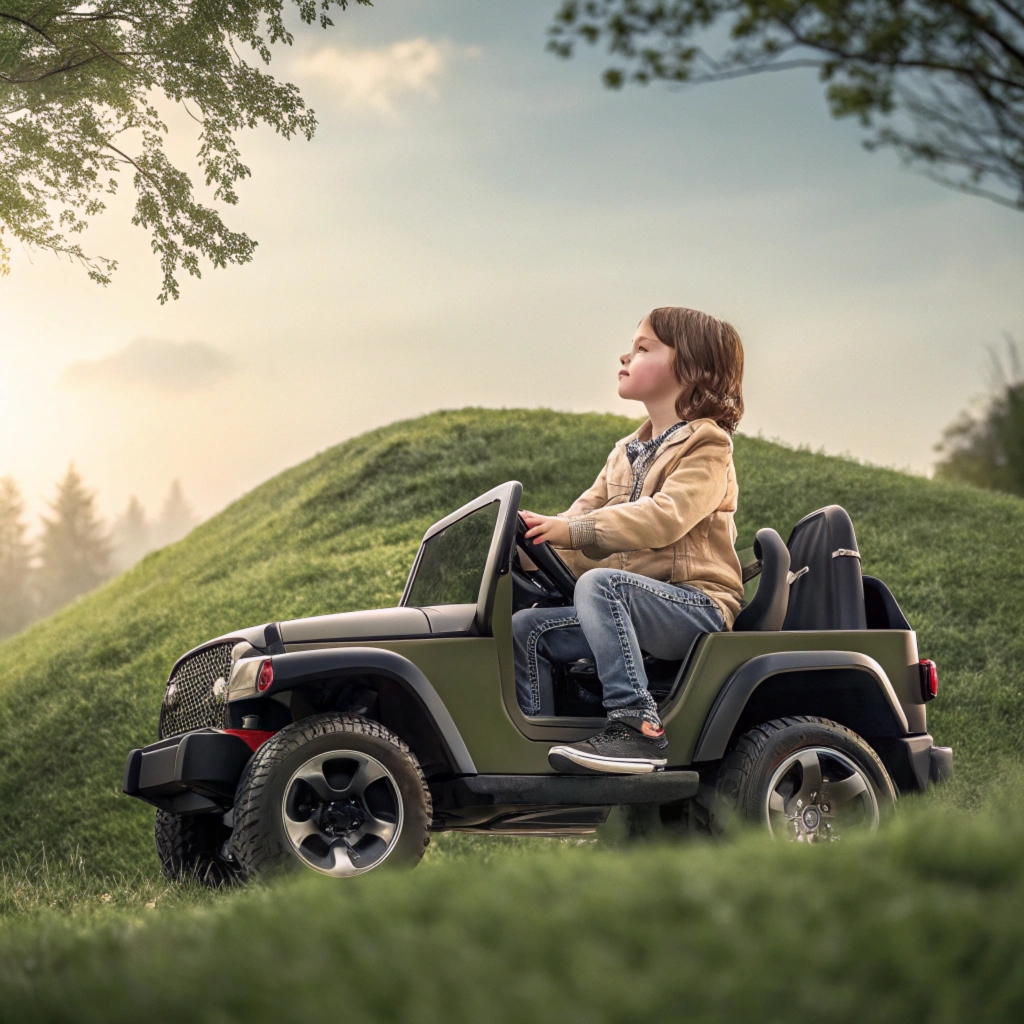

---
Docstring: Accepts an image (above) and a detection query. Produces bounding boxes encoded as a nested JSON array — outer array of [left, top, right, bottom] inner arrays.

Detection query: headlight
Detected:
[[227, 649, 263, 700]]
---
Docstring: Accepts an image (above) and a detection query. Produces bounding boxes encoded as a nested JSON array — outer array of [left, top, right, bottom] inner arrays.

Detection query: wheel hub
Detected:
[[319, 798, 366, 837], [800, 805, 821, 831], [281, 749, 403, 877], [786, 794, 835, 843], [765, 746, 878, 844]]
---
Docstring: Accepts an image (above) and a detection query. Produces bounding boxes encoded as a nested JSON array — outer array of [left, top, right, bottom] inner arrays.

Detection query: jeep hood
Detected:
[[201, 605, 474, 659], [278, 606, 431, 645]]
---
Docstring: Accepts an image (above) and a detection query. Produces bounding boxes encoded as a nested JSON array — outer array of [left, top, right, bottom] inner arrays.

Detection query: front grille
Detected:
[[158, 642, 235, 739]]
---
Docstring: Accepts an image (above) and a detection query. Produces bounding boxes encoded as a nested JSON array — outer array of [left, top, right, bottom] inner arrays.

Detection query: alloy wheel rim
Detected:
[[281, 750, 404, 876], [764, 746, 879, 843]]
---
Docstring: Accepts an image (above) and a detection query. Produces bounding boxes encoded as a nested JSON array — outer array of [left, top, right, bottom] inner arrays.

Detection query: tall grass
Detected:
[[2, 782, 1024, 1022]]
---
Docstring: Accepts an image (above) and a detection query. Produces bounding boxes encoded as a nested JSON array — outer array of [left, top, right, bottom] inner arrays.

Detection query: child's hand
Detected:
[[520, 510, 571, 548]]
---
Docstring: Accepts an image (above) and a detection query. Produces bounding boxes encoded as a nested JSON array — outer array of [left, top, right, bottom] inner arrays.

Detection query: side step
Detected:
[[445, 770, 700, 807]]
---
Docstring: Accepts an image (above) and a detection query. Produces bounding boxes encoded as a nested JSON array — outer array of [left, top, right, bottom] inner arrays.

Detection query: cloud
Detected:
[[60, 338, 237, 393], [292, 38, 477, 115]]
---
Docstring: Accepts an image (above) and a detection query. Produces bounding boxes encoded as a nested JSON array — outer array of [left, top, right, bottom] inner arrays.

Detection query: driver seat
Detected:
[[732, 528, 790, 632]]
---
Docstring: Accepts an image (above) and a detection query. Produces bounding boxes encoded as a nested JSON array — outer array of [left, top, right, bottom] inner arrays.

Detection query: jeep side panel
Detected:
[[656, 628, 922, 760]]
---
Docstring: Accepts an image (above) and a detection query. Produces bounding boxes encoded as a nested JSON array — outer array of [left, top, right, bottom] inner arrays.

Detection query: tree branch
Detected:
[[102, 141, 161, 190], [989, 0, 1024, 33], [0, 11, 60, 49], [943, 0, 1024, 70]]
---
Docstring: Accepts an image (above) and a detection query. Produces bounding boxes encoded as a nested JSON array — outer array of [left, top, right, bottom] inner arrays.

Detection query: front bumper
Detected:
[[123, 729, 259, 815]]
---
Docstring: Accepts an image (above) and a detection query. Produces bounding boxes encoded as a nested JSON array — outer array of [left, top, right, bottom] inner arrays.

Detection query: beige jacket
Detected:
[[550, 417, 744, 628]]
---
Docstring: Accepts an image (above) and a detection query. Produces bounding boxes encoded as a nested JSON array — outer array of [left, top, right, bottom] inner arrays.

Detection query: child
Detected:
[[513, 306, 745, 774]]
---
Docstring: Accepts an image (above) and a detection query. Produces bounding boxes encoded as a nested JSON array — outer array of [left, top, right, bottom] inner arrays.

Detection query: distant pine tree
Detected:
[[154, 480, 198, 548], [0, 477, 35, 637], [36, 465, 113, 615], [111, 495, 152, 572]]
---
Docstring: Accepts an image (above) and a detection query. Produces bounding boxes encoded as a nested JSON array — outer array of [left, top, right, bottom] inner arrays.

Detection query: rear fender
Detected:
[[230, 646, 477, 775], [693, 650, 910, 763]]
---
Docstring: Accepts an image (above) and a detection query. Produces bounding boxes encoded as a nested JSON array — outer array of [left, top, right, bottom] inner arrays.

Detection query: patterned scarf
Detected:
[[624, 420, 688, 501]]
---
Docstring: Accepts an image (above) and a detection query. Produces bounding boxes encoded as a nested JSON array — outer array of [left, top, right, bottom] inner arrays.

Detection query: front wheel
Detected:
[[229, 713, 431, 878], [155, 808, 239, 886], [711, 716, 896, 842]]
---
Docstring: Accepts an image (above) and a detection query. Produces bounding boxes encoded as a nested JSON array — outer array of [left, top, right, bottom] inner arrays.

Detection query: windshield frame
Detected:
[[399, 480, 522, 635]]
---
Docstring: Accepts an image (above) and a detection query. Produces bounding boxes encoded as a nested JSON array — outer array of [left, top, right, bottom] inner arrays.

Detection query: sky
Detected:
[[2, 1, 1023, 534]]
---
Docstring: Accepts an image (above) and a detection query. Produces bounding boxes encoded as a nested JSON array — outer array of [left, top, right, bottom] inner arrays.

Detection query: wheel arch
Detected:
[[246, 647, 477, 776], [693, 651, 910, 765]]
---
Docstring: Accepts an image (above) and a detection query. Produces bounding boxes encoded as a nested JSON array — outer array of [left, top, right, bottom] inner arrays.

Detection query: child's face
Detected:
[[618, 318, 681, 405]]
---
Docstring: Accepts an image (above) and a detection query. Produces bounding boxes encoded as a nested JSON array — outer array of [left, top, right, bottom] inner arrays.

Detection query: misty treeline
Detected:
[[935, 338, 1024, 496], [0, 466, 198, 639]]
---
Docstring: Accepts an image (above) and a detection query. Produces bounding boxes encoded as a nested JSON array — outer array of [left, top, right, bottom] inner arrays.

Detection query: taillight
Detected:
[[919, 659, 938, 701], [257, 659, 274, 693]]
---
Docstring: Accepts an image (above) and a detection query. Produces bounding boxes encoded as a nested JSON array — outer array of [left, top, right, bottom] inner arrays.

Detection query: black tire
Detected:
[[603, 799, 697, 843], [155, 808, 239, 886], [710, 716, 896, 842], [229, 713, 431, 879]]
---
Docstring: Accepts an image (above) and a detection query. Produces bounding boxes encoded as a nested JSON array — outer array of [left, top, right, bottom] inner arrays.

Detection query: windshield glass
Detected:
[[405, 500, 500, 607]]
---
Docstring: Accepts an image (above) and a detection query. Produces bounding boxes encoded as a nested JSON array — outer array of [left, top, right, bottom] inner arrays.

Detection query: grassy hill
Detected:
[[2, 406, 1024, 1019], [1, 407, 1022, 876]]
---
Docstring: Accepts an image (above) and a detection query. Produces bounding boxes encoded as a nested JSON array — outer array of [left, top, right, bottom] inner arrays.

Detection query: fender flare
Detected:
[[692, 650, 910, 763], [254, 646, 477, 775]]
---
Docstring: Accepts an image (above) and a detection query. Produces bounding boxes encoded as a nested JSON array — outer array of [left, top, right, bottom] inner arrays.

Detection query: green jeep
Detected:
[[123, 481, 952, 882]]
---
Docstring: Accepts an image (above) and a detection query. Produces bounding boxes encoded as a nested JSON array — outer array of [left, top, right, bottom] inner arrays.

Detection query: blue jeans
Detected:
[[512, 568, 726, 725]]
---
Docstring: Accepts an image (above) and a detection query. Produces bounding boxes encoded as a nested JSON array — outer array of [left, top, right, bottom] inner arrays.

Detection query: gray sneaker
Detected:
[[548, 718, 668, 775]]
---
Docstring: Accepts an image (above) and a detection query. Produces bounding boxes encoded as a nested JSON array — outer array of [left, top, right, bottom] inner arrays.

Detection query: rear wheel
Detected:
[[229, 713, 431, 879], [712, 716, 896, 842], [155, 808, 238, 886]]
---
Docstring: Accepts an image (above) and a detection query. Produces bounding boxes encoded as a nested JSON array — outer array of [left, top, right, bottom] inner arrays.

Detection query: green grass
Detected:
[[1, 406, 1019, 873], [1, 406, 1022, 1019], [3, 788, 1024, 1022]]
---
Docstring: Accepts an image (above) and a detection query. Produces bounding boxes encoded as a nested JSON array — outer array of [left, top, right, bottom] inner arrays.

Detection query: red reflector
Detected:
[[919, 659, 938, 701], [223, 729, 276, 753], [257, 659, 274, 692]]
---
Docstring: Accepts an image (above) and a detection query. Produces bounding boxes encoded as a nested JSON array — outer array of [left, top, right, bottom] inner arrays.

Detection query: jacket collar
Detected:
[[615, 417, 696, 452]]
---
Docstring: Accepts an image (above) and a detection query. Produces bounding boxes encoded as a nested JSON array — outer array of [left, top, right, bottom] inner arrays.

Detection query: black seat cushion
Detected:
[[783, 505, 866, 631], [733, 528, 790, 632]]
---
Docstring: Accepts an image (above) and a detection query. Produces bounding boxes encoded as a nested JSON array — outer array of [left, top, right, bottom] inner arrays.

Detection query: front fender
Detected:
[[230, 646, 477, 775]]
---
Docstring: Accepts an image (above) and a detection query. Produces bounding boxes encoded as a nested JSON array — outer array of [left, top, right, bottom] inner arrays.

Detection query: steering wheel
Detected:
[[514, 514, 577, 603]]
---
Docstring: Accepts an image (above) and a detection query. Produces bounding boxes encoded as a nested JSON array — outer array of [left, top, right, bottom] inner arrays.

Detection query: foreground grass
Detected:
[[2, 787, 1023, 1023], [0, 407, 1021, 877], [0, 852, 213, 922]]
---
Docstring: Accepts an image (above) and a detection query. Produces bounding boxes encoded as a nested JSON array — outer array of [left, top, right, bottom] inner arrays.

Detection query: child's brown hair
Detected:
[[647, 306, 744, 434]]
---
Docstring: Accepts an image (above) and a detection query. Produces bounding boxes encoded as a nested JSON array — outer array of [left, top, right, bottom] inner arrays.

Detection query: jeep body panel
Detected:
[[229, 645, 477, 774], [226, 488, 929, 776], [659, 628, 923, 763], [692, 651, 909, 761], [126, 478, 951, 843], [254, 571, 925, 777]]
